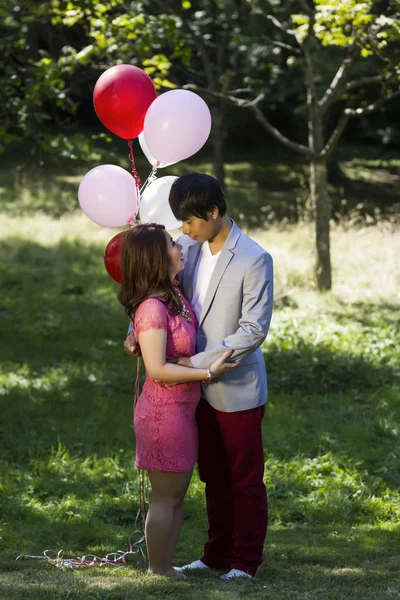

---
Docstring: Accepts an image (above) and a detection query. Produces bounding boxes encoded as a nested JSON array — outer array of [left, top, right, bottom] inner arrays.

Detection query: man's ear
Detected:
[[209, 206, 219, 220]]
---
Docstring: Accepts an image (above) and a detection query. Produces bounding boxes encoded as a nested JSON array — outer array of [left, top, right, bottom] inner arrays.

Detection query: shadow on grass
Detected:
[[337, 300, 400, 328], [265, 299, 400, 398], [265, 524, 400, 569]]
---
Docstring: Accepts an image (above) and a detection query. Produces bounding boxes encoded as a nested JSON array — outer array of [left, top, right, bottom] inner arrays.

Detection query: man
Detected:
[[125, 173, 273, 579]]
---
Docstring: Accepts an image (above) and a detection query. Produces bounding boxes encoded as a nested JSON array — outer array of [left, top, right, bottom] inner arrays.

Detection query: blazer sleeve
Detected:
[[190, 251, 273, 368]]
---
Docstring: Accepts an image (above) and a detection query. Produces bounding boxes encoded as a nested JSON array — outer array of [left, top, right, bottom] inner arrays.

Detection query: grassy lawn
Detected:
[[0, 150, 400, 599]]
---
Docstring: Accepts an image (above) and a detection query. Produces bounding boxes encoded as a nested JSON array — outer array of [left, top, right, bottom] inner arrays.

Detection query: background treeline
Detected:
[[1, 0, 400, 289], [1, 0, 399, 161]]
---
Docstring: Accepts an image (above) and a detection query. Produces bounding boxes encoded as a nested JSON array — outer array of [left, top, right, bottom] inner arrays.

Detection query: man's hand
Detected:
[[123, 331, 141, 357]]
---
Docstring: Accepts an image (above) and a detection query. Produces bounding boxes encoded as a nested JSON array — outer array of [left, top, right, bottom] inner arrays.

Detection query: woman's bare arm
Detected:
[[138, 327, 237, 383]]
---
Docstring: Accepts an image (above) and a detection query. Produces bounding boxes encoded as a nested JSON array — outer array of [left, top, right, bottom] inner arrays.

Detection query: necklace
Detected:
[[152, 290, 192, 323], [176, 293, 192, 322]]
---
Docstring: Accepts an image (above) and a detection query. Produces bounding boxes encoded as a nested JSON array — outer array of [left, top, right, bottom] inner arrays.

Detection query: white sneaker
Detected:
[[220, 568, 253, 580], [174, 559, 209, 572]]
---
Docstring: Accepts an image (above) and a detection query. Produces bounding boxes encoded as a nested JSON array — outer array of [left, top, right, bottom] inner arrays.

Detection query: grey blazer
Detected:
[[177, 220, 273, 413]]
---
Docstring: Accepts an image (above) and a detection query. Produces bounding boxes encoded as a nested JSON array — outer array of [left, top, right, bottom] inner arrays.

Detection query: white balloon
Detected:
[[139, 176, 182, 231], [138, 132, 176, 169], [78, 164, 139, 228]]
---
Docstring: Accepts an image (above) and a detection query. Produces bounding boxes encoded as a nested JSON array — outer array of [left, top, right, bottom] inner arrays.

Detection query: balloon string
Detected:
[[128, 140, 141, 188], [139, 163, 159, 196], [133, 356, 148, 533], [15, 538, 146, 570]]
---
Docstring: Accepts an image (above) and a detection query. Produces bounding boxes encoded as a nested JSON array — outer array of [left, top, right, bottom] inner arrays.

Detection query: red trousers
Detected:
[[196, 397, 268, 576]]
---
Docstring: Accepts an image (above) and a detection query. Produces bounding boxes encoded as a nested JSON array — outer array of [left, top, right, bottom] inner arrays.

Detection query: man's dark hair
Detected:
[[169, 173, 226, 221]]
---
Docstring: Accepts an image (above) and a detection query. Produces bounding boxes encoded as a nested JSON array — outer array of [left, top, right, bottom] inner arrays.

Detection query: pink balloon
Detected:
[[143, 90, 212, 163], [78, 165, 139, 227], [138, 132, 177, 169]]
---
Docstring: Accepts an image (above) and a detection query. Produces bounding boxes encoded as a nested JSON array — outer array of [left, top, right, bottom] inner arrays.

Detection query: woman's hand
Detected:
[[209, 350, 239, 379]]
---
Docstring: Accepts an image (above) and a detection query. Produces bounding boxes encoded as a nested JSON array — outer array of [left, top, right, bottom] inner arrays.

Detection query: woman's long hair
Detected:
[[118, 223, 181, 320]]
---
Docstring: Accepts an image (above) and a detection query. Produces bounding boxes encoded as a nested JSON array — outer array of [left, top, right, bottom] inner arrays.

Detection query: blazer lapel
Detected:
[[183, 242, 201, 302], [198, 221, 241, 327]]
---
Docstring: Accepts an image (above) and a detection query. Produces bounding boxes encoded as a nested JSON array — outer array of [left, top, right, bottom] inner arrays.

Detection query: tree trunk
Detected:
[[211, 104, 226, 188], [304, 44, 332, 290], [310, 159, 332, 290]]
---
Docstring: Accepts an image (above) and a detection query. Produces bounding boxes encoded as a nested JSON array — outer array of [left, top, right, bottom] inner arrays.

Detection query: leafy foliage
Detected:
[[0, 0, 184, 156], [2, 0, 399, 161]]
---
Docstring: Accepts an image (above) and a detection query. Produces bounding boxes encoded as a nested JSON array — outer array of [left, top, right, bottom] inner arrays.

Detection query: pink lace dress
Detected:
[[133, 293, 200, 472]]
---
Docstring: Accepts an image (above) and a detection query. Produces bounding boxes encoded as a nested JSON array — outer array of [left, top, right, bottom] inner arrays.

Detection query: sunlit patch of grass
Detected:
[[340, 157, 400, 191], [253, 224, 400, 303]]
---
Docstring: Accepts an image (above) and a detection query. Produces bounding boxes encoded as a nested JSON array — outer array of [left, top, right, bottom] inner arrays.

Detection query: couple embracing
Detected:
[[119, 173, 273, 580]]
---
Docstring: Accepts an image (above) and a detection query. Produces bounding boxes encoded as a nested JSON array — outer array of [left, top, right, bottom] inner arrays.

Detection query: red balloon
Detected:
[[104, 231, 126, 283], [94, 65, 157, 140]]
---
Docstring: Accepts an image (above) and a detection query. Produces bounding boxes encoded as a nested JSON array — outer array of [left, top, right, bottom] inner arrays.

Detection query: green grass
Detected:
[[0, 155, 400, 598]]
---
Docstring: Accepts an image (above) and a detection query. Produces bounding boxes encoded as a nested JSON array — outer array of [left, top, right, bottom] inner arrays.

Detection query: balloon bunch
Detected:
[[77, 64, 212, 283]]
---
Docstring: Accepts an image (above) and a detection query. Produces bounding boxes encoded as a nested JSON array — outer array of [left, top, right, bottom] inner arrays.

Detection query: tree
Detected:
[[171, 0, 265, 187], [249, 0, 400, 290], [188, 0, 400, 290]]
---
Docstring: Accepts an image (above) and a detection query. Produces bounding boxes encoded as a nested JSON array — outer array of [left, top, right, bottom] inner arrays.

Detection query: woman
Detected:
[[118, 223, 237, 577]]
